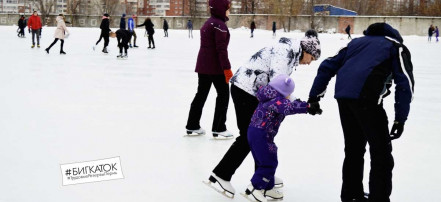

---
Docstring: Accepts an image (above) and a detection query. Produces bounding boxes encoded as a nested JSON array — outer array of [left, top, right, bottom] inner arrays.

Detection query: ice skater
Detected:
[[27, 11, 42, 48], [185, 0, 232, 138], [345, 24, 352, 39], [435, 26, 439, 42], [250, 20, 256, 38], [17, 15, 26, 38], [128, 15, 138, 48], [45, 14, 69, 55], [187, 20, 193, 38], [95, 13, 111, 53], [137, 17, 155, 49], [207, 31, 321, 198], [308, 23, 414, 202], [428, 24, 435, 42], [163, 19, 169, 37], [115, 29, 133, 59], [272, 21, 276, 37]]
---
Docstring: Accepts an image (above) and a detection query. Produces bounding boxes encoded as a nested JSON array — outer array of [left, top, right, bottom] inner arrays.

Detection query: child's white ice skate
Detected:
[[203, 173, 235, 198], [264, 188, 283, 200], [241, 184, 267, 202], [274, 176, 283, 188]]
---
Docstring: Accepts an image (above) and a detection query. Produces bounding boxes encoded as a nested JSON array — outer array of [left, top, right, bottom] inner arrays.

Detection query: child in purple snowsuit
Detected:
[[246, 74, 310, 200]]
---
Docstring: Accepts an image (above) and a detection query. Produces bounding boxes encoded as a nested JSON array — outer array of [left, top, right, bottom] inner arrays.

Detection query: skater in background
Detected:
[[250, 20, 256, 38], [128, 15, 138, 48], [244, 74, 316, 201], [17, 15, 26, 38], [120, 13, 126, 30], [163, 19, 169, 37], [187, 20, 193, 38], [428, 24, 435, 42], [95, 13, 111, 53], [308, 23, 414, 202], [115, 29, 133, 58], [207, 31, 321, 198], [185, 0, 232, 138], [434, 26, 439, 42], [345, 24, 352, 39], [137, 17, 155, 49], [27, 11, 42, 48], [45, 14, 69, 54], [272, 21, 276, 37]]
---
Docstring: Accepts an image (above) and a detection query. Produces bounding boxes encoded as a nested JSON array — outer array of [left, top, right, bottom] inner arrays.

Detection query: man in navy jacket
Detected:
[[308, 23, 414, 202]]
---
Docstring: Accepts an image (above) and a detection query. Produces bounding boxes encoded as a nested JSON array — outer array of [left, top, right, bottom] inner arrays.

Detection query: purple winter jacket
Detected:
[[195, 0, 231, 75], [249, 85, 309, 138]]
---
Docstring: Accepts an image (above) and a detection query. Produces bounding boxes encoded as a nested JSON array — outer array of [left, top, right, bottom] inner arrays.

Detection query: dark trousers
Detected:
[[131, 31, 137, 45], [47, 38, 64, 52], [186, 74, 230, 132], [96, 33, 109, 47], [31, 29, 40, 45], [164, 29, 168, 37], [148, 34, 155, 47], [19, 28, 25, 37], [251, 29, 254, 37], [248, 126, 277, 190], [117, 36, 129, 54], [337, 99, 394, 202], [212, 85, 259, 181]]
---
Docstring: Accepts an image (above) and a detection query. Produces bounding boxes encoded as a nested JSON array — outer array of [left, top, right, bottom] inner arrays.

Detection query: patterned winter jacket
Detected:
[[249, 85, 309, 138], [231, 37, 302, 96]]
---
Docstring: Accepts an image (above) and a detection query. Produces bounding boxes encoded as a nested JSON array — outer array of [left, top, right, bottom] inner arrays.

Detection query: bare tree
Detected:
[[36, 0, 54, 25], [67, 0, 82, 26]]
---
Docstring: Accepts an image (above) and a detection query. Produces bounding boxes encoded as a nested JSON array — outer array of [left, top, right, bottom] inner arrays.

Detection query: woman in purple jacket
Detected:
[[185, 0, 233, 138]]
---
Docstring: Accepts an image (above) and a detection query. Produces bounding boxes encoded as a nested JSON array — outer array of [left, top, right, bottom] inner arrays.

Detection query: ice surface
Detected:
[[0, 25, 440, 202]]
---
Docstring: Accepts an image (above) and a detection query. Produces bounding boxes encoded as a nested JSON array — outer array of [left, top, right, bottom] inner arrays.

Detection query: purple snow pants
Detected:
[[247, 126, 278, 190]]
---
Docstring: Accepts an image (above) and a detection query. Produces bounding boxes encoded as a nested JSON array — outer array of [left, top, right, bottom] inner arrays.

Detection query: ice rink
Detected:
[[0, 25, 440, 202]]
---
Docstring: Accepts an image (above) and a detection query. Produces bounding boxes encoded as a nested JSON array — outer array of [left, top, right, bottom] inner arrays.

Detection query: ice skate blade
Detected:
[[241, 192, 268, 202], [211, 135, 234, 140], [184, 132, 205, 137], [202, 180, 234, 199]]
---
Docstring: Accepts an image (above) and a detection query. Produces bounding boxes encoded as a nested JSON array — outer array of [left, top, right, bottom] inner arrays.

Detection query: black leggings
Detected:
[[96, 33, 109, 47], [148, 34, 155, 47], [47, 38, 64, 51]]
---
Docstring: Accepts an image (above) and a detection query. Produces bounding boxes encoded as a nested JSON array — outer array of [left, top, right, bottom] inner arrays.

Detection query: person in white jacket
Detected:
[[45, 14, 69, 54], [207, 30, 321, 197]]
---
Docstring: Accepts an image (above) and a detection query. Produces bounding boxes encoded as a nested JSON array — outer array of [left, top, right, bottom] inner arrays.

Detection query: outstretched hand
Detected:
[[307, 99, 322, 115]]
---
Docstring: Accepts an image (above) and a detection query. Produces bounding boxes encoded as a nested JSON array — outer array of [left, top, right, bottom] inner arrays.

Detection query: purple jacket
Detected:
[[249, 85, 308, 137], [195, 0, 231, 75]]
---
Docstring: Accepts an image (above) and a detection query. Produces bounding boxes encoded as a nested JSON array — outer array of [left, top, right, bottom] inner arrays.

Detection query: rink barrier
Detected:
[[2, 14, 441, 36]]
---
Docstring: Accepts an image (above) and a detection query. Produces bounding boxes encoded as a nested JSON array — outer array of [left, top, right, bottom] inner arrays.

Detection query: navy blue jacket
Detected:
[[120, 16, 126, 30], [309, 23, 414, 123]]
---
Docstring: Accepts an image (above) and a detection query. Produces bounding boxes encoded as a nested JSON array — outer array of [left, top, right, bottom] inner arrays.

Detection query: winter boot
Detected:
[[134, 44, 139, 48], [212, 130, 234, 138], [245, 184, 267, 202], [152, 46, 155, 49], [37, 44, 40, 48], [148, 46, 152, 49], [209, 173, 236, 195], [60, 51, 66, 55], [31, 44, 35, 48], [264, 188, 283, 200], [129, 44, 132, 48], [102, 47, 108, 53], [186, 128, 206, 135], [45, 48, 49, 54]]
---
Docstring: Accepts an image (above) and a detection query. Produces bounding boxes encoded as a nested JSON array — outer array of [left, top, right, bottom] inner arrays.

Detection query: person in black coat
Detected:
[[250, 21, 256, 38], [345, 24, 352, 39], [137, 17, 155, 49], [272, 21, 276, 36], [120, 13, 126, 30], [116, 29, 133, 58], [163, 19, 169, 37], [18, 15, 26, 37], [96, 13, 111, 53]]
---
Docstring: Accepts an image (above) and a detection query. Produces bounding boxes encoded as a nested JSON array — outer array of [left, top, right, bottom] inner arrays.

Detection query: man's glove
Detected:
[[307, 98, 322, 115], [390, 121, 404, 140], [224, 69, 233, 84]]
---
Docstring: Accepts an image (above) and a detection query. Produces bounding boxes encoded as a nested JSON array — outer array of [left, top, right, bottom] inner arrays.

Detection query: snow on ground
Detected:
[[0, 25, 440, 202]]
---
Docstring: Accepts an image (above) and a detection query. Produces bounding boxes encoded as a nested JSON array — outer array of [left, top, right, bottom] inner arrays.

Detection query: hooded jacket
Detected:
[[53, 16, 69, 39], [120, 14, 126, 30], [249, 85, 308, 138], [27, 14, 42, 30], [231, 37, 302, 96], [309, 23, 414, 123], [137, 19, 155, 35], [163, 20, 169, 30], [194, 0, 231, 75]]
